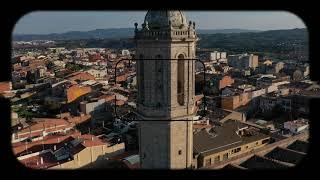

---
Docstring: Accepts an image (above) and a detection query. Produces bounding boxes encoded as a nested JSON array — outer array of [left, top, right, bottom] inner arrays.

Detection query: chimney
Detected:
[[40, 157, 44, 165], [91, 136, 94, 141]]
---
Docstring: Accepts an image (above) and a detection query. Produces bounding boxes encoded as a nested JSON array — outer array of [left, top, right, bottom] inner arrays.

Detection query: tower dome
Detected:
[[144, 10, 188, 29]]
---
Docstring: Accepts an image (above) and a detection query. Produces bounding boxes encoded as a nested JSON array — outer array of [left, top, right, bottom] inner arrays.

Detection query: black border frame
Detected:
[[0, 2, 319, 178]]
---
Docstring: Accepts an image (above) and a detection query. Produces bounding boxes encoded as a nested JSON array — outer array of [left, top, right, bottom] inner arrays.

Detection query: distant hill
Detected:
[[197, 29, 261, 34], [197, 28, 308, 61], [13, 28, 135, 41], [13, 28, 308, 61], [12, 28, 261, 41], [198, 28, 308, 51]]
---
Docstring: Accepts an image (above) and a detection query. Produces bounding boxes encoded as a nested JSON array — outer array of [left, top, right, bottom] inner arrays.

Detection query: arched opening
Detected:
[[155, 55, 163, 108], [139, 54, 145, 104], [177, 54, 185, 105]]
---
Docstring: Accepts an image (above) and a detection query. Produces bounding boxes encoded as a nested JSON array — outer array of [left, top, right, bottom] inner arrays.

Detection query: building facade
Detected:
[[228, 53, 258, 70]]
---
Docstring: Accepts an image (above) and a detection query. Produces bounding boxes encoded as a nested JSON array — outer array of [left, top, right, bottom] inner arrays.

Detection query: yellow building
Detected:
[[193, 119, 270, 168]]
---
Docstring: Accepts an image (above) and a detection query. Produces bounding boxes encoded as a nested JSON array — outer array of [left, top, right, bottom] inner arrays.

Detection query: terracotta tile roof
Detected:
[[16, 118, 72, 137], [80, 134, 107, 147], [67, 85, 92, 103], [116, 74, 128, 82], [15, 116, 91, 139], [116, 100, 125, 106], [0, 82, 11, 92], [66, 72, 96, 81], [98, 94, 116, 102], [13, 131, 81, 156], [19, 152, 61, 169]]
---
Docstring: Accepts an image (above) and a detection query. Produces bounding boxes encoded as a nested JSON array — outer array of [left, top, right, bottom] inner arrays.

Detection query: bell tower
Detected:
[[134, 10, 198, 169]]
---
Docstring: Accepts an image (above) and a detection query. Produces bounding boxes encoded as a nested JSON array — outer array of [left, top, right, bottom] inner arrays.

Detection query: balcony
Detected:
[[135, 29, 196, 40]]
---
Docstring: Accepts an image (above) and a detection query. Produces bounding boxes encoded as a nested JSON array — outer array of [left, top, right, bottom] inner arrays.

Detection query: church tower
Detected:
[[134, 10, 198, 169]]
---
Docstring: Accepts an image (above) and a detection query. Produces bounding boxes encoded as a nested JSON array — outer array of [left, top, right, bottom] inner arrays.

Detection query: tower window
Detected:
[[155, 55, 163, 104], [178, 150, 182, 155], [177, 54, 185, 105]]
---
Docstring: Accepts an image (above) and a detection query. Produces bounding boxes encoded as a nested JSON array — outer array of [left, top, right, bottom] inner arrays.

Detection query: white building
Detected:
[[228, 53, 258, 69], [284, 119, 309, 134], [220, 52, 227, 59], [86, 68, 107, 79], [210, 52, 217, 61], [80, 98, 106, 115], [122, 49, 130, 56], [210, 51, 226, 61]]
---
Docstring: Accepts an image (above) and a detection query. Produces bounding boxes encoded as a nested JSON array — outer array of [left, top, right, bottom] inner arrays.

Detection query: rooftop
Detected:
[[240, 155, 290, 169], [193, 119, 269, 156], [13, 131, 81, 156], [15, 115, 91, 137], [264, 147, 305, 164], [284, 119, 309, 130], [287, 140, 309, 154], [80, 134, 108, 147], [205, 108, 232, 121], [19, 151, 66, 169]]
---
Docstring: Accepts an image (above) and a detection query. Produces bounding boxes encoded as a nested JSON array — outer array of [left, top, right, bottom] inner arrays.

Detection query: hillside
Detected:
[[13, 28, 308, 61], [197, 28, 308, 61], [13, 28, 261, 41]]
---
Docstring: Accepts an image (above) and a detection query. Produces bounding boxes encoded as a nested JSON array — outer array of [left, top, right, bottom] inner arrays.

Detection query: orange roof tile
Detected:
[[80, 134, 107, 147]]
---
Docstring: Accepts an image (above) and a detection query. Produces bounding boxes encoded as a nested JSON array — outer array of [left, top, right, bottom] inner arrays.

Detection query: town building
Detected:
[[283, 119, 309, 134], [228, 53, 258, 70], [202, 132, 308, 169], [14, 132, 125, 169], [11, 114, 91, 143], [193, 119, 270, 168]]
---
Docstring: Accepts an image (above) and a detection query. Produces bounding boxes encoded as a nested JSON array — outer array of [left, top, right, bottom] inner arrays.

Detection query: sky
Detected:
[[13, 11, 306, 35]]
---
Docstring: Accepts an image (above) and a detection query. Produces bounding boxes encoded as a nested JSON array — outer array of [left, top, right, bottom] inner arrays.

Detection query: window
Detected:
[[214, 156, 220, 163], [222, 153, 228, 160], [262, 139, 269, 144], [205, 158, 211, 166], [235, 147, 241, 153], [177, 54, 185, 105], [256, 142, 259, 146], [178, 150, 182, 155], [245, 146, 249, 149], [155, 55, 163, 106], [231, 147, 241, 154]]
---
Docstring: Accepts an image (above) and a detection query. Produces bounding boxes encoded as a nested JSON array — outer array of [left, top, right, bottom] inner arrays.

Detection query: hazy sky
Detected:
[[13, 11, 306, 35]]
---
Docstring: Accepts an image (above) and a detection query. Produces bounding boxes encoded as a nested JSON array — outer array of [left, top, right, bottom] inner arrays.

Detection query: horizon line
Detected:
[[13, 27, 306, 36]]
